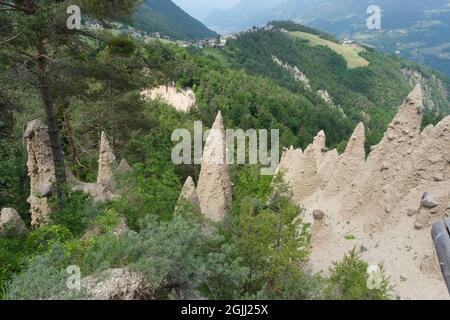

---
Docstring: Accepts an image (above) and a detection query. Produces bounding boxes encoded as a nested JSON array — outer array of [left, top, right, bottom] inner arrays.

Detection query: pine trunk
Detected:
[[36, 36, 66, 206]]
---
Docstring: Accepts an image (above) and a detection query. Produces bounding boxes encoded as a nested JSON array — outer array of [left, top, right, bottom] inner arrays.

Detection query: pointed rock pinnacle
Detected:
[[197, 111, 232, 222], [344, 122, 366, 161], [176, 176, 200, 213], [97, 132, 117, 189]]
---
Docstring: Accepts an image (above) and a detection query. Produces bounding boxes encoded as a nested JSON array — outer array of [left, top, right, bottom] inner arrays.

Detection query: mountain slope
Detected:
[[205, 0, 450, 77], [204, 22, 450, 147], [134, 0, 217, 40]]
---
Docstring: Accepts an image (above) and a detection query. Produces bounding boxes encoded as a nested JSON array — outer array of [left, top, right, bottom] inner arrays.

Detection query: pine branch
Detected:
[[0, 1, 26, 12], [0, 30, 23, 45], [0, 1, 35, 14]]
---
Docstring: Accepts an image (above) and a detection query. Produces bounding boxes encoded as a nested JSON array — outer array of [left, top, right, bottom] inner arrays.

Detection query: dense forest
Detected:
[[1, 2, 448, 300]]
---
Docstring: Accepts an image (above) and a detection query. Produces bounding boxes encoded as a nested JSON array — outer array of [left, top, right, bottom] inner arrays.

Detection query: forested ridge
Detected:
[[215, 21, 450, 149], [1, 3, 448, 300]]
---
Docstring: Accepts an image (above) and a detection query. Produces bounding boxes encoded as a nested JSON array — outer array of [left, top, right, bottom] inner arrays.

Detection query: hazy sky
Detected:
[[172, 0, 241, 21]]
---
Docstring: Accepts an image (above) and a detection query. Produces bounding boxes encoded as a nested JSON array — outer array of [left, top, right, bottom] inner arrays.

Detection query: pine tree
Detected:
[[0, 0, 140, 205]]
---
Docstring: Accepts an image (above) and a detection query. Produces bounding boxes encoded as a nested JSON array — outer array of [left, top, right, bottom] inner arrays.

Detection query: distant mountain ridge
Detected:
[[204, 0, 285, 34], [134, 0, 217, 40]]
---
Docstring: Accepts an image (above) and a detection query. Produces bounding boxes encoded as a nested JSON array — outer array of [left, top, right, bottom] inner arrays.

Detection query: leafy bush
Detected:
[[108, 36, 137, 56], [259, 271, 325, 300], [90, 208, 123, 233], [110, 162, 181, 230], [7, 214, 249, 300], [7, 245, 88, 300], [229, 172, 315, 299], [50, 191, 98, 236], [127, 215, 249, 298], [23, 225, 73, 255], [0, 138, 29, 218], [113, 130, 183, 229], [325, 249, 392, 300], [0, 238, 23, 299]]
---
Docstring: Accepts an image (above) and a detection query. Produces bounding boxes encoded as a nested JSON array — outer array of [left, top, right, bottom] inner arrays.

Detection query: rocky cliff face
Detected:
[[272, 55, 346, 117], [402, 68, 450, 113], [141, 85, 196, 112], [272, 55, 311, 90], [278, 84, 450, 299]]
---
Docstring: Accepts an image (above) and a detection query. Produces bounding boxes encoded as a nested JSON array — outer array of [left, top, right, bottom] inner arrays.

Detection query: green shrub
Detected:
[[111, 151, 182, 230], [0, 139, 29, 218], [108, 36, 137, 56], [90, 209, 122, 233], [0, 238, 23, 299], [7, 245, 88, 300], [7, 214, 249, 300], [50, 191, 98, 237], [229, 172, 313, 298], [24, 225, 73, 255], [258, 271, 325, 300], [0, 285, 6, 300], [325, 249, 392, 300]]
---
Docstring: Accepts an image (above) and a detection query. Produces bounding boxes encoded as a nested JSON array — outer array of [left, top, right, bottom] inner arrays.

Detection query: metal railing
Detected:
[[432, 219, 450, 295]]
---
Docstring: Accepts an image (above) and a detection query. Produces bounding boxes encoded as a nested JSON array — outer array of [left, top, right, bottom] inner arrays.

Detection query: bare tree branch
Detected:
[[71, 29, 109, 43]]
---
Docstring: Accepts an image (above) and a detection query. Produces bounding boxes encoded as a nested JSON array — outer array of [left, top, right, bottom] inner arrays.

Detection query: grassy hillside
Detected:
[[288, 31, 369, 69], [134, 0, 217, 40]]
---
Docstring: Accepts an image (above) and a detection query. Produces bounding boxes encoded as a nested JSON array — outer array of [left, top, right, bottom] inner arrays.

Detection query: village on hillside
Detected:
[[85, 20, 363, 52], [85, 20, 233, 49]]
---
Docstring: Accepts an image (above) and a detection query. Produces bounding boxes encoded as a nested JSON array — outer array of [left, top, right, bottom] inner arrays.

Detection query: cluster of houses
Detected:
[[341, 38, 359, 48], [238, 24, 288, 34], [110, 22, 293, 50], [194, 24, 291, 49], [85, 20, 236, 49], [194, 34, 235, 49], [85, 21, 174, 42], [84, 21, 295, 51], [119, 26, 175, 42]]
